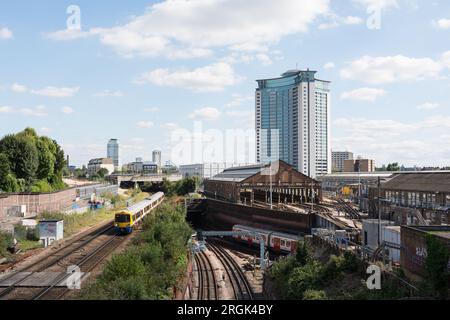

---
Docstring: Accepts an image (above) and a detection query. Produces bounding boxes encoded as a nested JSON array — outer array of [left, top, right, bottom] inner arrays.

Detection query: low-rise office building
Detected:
[[332, 151, 354, 172], [87, 158, 115, 176], [344, 159, 375, 172]]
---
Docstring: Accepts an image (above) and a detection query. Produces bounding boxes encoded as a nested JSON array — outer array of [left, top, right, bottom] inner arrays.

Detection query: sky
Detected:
[[1, 0, 450, 168]]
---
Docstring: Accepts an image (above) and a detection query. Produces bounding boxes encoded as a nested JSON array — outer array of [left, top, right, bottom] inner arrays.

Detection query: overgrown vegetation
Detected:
[[79, 200, 193, 300], [162, 177, 199, 196], [0, 128, 66, 193], [0, 231, 13, 258]]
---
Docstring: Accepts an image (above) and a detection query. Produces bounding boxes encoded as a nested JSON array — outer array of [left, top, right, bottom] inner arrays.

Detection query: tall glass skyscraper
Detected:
[[256, 69, 331, 178], [107, 139, 119, 168]]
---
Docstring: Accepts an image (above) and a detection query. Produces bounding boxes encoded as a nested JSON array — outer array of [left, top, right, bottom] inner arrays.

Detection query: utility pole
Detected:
[[311, 180, 314, 212], [269, 161, 273, 210], [378, 176, 382, 246], [358, 166, 362, 210]]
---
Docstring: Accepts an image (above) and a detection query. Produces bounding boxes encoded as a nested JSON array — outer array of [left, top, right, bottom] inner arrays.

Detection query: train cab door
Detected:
[[291, 240, 297, 253], [248, 237, 253, 247], [273, 237, 281, 253]]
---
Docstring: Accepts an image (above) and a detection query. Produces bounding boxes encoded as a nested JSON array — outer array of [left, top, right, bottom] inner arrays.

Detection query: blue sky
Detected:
[[1, 0, 450, 168]]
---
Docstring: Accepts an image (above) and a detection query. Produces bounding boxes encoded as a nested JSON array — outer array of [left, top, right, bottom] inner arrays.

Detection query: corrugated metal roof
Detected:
[[209, 163, 268, 183], [382, 172, 450, 193]]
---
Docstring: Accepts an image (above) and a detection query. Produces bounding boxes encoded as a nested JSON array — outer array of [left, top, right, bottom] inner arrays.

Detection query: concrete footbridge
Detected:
[[109, 173, 183, 185]]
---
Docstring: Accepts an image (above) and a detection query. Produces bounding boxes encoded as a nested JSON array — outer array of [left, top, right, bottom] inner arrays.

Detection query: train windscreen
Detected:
[[115, 214, 131, 223]]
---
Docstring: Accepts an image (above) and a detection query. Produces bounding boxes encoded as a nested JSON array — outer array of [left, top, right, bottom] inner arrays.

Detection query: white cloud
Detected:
[[416, 102, 440, 110], [40, 127, 52, 134], [144, 107, 160, 113], [333, 115, 450, 166], [225, 94, 254, 108], [19, 105, 48, 117], [433, 18, 450, 30], [323, 62, 335, 69], [136, 62, 241, 92], [0, 106, 14, 114], [11, 83, 27, 93], [319, 15, 364, 30], [352, 0, 399, 10], [45, 29, 92, 41], [31, 86, 80, 98], [340, 87, 386, 101], [340, 54, 444, 84], [46, 0, 330, 58], [161, 122, 179, 130], [93, 90, 124, 97], [189, 107, 221, 121], [0, 27, 13, 40], [137, 121, 154, 129], [61, 106, 74, 114]]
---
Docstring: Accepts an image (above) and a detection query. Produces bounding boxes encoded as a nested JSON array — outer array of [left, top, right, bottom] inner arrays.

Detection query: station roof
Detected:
[[208, 160, 318, 186], [382, 171, 450, 193], [210, 163, 269, 182]]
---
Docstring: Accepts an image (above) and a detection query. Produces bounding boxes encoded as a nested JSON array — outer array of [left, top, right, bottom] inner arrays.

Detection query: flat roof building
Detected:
[[332, 151, 354, 172], [87, 158, 115, 176]]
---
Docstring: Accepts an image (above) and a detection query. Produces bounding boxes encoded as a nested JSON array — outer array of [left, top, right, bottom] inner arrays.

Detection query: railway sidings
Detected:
[[193, 240, 255, 300]]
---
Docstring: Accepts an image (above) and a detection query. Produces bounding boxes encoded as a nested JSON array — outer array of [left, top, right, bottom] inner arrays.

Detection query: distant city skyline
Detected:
[[1, 1, 450, 167]]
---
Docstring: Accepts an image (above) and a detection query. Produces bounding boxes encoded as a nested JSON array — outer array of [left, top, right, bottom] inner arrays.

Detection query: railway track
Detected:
[[0, 222, 123, 300], [207, 242, 254, 300], [194, 251, 218, 300]]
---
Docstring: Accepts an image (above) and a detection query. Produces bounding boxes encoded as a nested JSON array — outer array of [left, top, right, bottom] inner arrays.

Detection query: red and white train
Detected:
[[232, 225, 301, 254]]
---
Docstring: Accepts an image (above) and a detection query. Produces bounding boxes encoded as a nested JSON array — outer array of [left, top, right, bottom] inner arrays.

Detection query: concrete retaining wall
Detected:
[[203, 199, 312, 234], [0, 188, 77, 219]]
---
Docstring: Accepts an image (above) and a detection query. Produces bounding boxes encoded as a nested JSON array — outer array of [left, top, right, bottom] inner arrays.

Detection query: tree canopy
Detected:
[[0, 128, 67, 193]]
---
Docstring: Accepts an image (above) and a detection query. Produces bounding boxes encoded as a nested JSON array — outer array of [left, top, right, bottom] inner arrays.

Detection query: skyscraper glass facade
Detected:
[[107, 139, 119, 168], [256, 70, 331, 178]]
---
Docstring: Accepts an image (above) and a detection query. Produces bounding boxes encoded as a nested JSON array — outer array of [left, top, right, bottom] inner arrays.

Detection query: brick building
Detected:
[[203, 160, 322, 205], [368, 171, 450, 225]]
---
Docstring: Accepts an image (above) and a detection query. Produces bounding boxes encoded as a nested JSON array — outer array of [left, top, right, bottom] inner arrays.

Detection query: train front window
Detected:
[[115, 214, 130, 223]]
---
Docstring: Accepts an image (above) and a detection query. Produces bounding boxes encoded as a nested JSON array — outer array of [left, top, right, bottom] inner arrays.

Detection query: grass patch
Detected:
[[19, 240, 43, 252], [38, 191, 149, 238]]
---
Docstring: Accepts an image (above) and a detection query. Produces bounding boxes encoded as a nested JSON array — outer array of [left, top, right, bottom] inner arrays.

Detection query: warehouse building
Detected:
[[204, 160, 322, 206], [368, 171, 450, 225], [317, 172, 393, 212]]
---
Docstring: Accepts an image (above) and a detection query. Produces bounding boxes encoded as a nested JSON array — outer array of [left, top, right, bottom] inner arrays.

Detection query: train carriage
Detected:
[[114, 192, 164, 234], [232, 225, 301, 254]]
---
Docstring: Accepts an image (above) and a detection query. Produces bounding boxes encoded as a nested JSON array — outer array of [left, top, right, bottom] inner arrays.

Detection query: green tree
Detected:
[[296, 241, 311, 266], [36, 137, 55, 180], [52, 140, 66, 176], [0, 153, 19, 193], [386, 163, 400, 171], [97, 168, 109, 178]]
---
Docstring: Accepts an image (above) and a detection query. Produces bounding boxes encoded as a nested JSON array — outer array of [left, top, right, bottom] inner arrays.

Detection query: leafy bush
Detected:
[[0, 231, 13, 257], [31, 180, 53, 193], [80, 201, 193, 300], [303, 289, 327, 300], [287, 261, 323, 299]]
